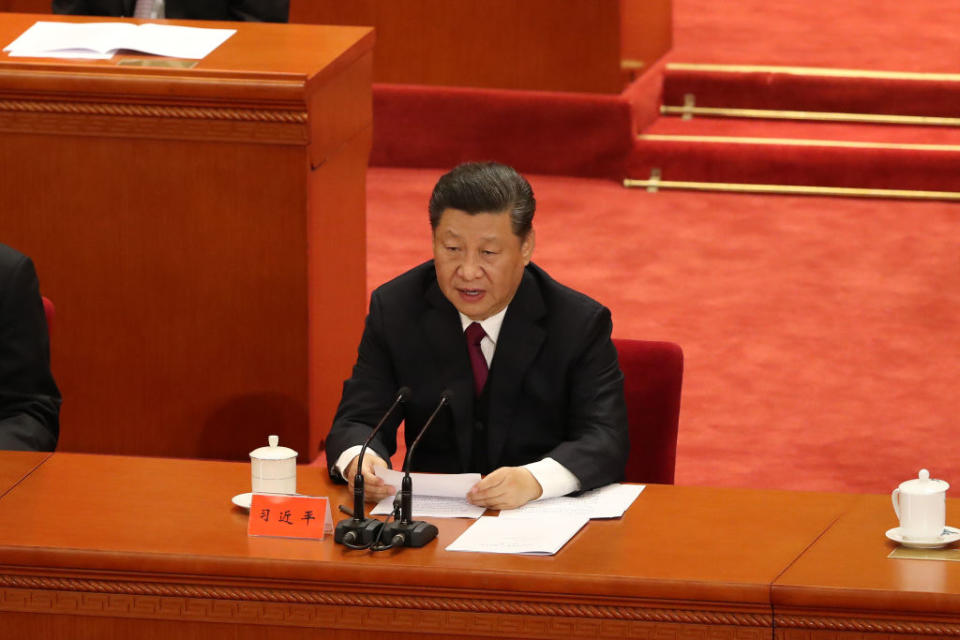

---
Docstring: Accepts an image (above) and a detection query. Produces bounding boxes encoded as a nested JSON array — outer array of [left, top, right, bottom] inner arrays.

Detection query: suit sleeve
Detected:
[[0, 255, 61, 452], [51, 0, 120, 15], [324, 290, 401, 481], [228, 0, 289, 22], [544, 306, 629, 491]]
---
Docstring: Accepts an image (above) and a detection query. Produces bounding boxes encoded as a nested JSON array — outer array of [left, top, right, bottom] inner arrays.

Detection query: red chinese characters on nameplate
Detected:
[[247, 494, 333, 540]]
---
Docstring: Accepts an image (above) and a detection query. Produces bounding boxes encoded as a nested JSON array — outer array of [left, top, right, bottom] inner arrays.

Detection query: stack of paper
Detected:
[[445, 483, 645, 556], [446, 515, 590, 555], [3, 21, 235, 60], [498, 483, 644, 520]]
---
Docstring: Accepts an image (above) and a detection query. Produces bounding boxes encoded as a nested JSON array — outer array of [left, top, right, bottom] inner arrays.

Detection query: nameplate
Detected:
[[248, 494, 333, 540]]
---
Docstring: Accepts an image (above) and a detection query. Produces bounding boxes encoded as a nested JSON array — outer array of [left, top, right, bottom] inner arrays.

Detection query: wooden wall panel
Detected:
[[621, 0, 673, 70], [292, 0, 671, 93], [2, 134, 311, 460]]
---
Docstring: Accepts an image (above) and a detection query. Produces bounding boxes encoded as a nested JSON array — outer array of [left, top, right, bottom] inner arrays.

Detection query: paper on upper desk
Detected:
[[121, 24, 235, 59], [498, 483, 644, 520], [3, 21, 234, 60], [370, 494, 486, 519], [5, 22, 130, 56], [375, 467, 480, 498], [446, 515, 589, 555]]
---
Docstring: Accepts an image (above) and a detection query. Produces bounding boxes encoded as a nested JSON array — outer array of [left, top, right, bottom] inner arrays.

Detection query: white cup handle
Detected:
[[892, 488, 901, 520]]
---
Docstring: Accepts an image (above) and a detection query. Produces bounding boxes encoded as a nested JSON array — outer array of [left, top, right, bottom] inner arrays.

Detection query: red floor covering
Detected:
[[367, 167, 960, 494], [669, 0, 960, 72]]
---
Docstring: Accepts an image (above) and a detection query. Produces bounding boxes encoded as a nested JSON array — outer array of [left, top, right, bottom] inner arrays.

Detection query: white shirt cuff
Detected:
[[523, 457, 581, 500], [333, 445, 367, 481]]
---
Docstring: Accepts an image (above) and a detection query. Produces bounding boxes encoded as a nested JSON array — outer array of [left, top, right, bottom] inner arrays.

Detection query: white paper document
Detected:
[[4, 21, 235, 60], [446, 515, 589, 555], [371, 494, 486, 519], [498, 483, 644, 520], [370, 468, 483, 519], [375, 467, 480, 498]]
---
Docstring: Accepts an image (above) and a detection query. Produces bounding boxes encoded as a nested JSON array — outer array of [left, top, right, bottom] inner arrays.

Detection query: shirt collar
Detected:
[[459, 306, 507, 345]]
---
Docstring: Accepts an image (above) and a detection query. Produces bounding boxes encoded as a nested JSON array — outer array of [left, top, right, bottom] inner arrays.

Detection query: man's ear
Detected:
[[522, 229, 536, 264]]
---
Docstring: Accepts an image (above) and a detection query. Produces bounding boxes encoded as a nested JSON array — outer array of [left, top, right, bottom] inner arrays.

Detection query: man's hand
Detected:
[[345, 453, 396, 503], [466, 466, 543, 510]]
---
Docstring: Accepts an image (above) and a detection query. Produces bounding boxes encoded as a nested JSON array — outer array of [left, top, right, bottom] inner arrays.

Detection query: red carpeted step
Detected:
[[645, 116, 960, 145], [662, 66, 960, 120], [628, 116, 960, 193], [370, 83, 634, 180]]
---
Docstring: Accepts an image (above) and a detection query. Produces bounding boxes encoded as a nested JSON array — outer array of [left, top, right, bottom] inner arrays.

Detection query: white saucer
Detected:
[[231, 493, 252, 510], [885, 526, 960, 549]]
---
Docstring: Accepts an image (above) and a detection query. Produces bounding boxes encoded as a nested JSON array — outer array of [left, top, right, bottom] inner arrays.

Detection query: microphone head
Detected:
[[396, 386, 413, 402], [440, 388, 454, 403]]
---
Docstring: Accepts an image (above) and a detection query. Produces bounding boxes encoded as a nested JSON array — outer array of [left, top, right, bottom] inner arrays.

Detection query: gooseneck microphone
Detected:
[[334, 386, 411, 548], [380, 389, 452, 548]]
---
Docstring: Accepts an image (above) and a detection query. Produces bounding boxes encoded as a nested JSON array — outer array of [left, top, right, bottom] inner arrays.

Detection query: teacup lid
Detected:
[[249, 435, 297, 461], [899, 469, 949, 494]]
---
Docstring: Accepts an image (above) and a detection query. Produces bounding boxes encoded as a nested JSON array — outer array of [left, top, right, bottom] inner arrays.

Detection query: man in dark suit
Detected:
[[52, 0, 289, 22], [326, 163, 628, 510], [0, 244, 60, 451]]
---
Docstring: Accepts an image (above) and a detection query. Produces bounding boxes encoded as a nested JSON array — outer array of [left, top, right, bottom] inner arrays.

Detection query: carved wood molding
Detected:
[[0, 573, 770, 632], [778, 613, 960, 636], [0, 99, 307, 123], [0, 99, 308, 144]]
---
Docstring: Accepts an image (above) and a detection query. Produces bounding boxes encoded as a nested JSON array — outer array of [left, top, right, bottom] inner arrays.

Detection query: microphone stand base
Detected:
[[334, 517, 383, 546], [381, 520, 438, 548]]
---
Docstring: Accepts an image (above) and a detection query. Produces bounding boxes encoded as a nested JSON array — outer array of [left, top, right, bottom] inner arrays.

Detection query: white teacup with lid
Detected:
[[250, 435, 297, 495], [892, 469, 948, 541]]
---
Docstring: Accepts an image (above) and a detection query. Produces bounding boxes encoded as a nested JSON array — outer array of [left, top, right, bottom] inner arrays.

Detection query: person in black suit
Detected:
[[0, 244, 60, 451], [326, 163, 628, 510], [51, 0, 289, 22]]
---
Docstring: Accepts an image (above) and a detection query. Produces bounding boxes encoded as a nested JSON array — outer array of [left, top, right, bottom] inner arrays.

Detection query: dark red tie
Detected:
[[465, 322, 488, 396]]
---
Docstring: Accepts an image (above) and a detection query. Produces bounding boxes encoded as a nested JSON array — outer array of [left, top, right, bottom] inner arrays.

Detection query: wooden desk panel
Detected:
[[0, 14, 374, 463], [0, 453, 855, 639], [774, 493, 960, 638]]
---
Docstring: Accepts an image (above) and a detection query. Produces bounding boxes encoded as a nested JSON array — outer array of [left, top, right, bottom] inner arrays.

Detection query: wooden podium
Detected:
[[0, 13, 374, 462], [291, 0, 672, 93]]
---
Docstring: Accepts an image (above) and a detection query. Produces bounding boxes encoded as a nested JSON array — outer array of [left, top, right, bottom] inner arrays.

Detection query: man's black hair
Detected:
[[428, 162, 535, 238]]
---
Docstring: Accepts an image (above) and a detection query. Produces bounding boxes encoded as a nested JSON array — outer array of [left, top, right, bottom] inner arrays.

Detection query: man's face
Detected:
[[433, 208, 535, 321]]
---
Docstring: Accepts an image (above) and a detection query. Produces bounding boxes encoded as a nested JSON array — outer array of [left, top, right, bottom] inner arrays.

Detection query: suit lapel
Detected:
[[486, 269, 546, 469], [422, 279, 475, 471]]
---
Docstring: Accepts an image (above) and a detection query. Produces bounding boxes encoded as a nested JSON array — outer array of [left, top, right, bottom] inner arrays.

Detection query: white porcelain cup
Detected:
[[250, 435, 297, 495], [892, 469, 948, 541]]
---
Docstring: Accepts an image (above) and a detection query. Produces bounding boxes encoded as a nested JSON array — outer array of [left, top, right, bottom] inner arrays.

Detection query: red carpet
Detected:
[[669, 0, 960, 72], [367, 167, 960, 494]]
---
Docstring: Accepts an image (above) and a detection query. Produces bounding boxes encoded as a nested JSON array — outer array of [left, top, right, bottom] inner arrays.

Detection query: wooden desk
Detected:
[[0, 450, 49, 497], [0, 453, 854, 639], [0, 14, 373, 463], [774, 493, 960, 638]]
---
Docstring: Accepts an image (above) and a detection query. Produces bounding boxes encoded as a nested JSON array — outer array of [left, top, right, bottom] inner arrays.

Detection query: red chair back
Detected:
[[42, 296, 54, 332], [614, 338, 683, 484]]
